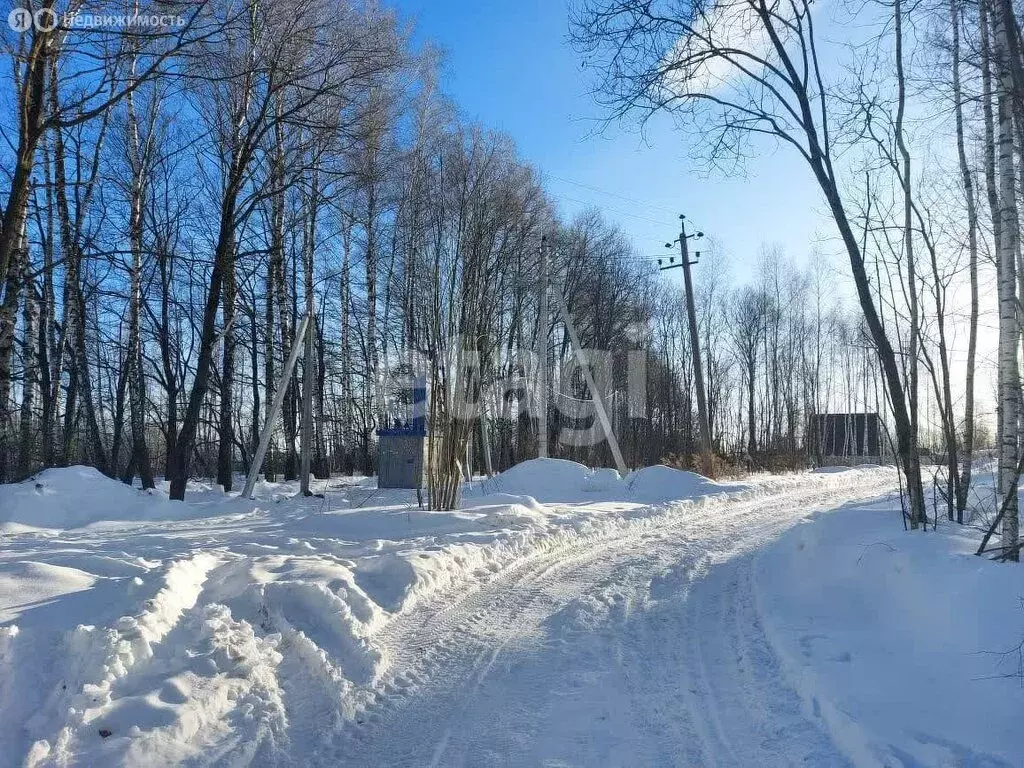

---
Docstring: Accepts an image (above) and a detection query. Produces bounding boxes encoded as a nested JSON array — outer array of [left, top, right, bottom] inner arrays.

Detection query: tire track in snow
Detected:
[[21, 552, 221, 767], [324, 473, 893, 766], [672, 557, 852, 767]]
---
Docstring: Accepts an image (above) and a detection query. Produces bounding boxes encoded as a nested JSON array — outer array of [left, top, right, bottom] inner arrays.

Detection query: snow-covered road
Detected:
[[9, 462, 1020, 767], [327, 480, 881, 767]]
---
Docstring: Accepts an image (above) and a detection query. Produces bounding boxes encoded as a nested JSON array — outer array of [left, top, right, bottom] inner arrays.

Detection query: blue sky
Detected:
[[392, 0, 998, 426], [394, 0, 836, 284]]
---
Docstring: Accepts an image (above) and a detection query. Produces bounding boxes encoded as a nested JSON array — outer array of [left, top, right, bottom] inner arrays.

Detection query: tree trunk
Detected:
[[217, 244, 237, 491], [159, 245, 178, 478], [124, 50, 155, 489], [994, 0, 1021, 559], [341, 220, 353, 473], [263, 229, 277, 482], [0, 207, 28, 482], [955, 0, 980, 524], [0, 11, 51, 290], [747, 361, 756, 456], [167, 198, 235, 500], [895, 0, 923, 527], [365, 181, 379, 471]]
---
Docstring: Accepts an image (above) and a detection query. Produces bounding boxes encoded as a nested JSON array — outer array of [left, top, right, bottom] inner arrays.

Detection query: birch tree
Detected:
[[992, 0, 1020, 559]]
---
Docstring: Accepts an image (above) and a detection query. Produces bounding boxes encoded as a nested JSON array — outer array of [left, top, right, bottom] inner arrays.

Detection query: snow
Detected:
[[813, 465, 861, 474], [484, 457, 609, 502], [811, 464, 882, 474], [486, 458, 749, 504], [0, 466, 206, 530], [0, 563, 96, 624], [624, 464, 749, 501], [754, 490, 1024, 766], [0, 459, 1020, 766]]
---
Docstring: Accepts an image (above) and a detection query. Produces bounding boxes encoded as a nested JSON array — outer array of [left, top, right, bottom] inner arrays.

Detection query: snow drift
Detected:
[[624, 464, 749, 502], [0, 467, 202, 530], [489, 458, 749, 504], [487, 458, 617, 502]]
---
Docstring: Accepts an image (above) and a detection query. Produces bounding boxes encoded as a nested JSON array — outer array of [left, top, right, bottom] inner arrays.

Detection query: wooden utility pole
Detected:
[[553, 289, 628, 476], [536, 235, 549, 459], [480, 397, 494, 477], [242, 311, 311, 499], [299, 310, 315, 496], [668, 215, 714, 478]]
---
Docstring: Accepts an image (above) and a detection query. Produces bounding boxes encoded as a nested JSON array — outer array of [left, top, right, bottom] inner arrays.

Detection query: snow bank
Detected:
[[811, 465, 881, 474], [489, 458, 751, 504], [488, 458, 616, 502], [582, 467, 621, 493], [0, 562, 97, 623], [0, 467, 202, 529], [21, 553, 220, 766], [624, 464, 749, 502], [754, 498, 1024, 766]]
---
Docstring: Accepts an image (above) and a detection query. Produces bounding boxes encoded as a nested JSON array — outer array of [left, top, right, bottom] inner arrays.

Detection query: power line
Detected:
[[556, 193, 668, 227], [549, 174, 680, 217]]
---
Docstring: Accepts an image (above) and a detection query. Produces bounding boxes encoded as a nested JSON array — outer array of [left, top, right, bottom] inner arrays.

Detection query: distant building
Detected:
[[807, 413, 884, 464]]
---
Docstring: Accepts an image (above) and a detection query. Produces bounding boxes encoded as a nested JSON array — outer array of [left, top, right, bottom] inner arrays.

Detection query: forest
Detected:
[[0, 0, 1020, 558]]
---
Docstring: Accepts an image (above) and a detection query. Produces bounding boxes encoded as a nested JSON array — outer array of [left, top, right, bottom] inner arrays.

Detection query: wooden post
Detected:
[[536, 235, 549, 459], [679, 217, 715, 478], [299, 309, 315, 496], [553, 289, 628, 476], [242, 311, 311, 499]]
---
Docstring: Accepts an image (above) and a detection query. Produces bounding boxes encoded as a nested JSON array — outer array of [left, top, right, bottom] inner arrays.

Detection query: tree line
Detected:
[[0, 0, 1009, 544], [573, 0, 1022, 558]]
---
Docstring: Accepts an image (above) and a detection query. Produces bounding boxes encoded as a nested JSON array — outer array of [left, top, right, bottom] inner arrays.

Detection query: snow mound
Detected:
[[489, 459, 751, 505], [461, 492, 544, 513], [0, 466, 200, 529], [624, 465, 748, 502], [490, 458, 622, 502], [0, 563, 97, 623], [582, 467, 622, 492], [476, 503, 548, 529]]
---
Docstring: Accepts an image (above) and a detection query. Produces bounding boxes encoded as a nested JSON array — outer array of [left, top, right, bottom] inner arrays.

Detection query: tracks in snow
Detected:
[[323, 476, 887, 767], [6, 472, 893, 767]]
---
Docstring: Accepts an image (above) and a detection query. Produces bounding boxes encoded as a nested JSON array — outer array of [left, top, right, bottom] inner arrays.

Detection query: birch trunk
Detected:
[[125, 80, 155, 489], [19, 264, 40, 479], [341, 219, 353, 473], [994, 0, 1021, 559], [271, 114, 297, 481], [298, 167, 318, 495], [39, 133, 58, 467], [954, 0, 979, 523], [895, 0, 923, 528]]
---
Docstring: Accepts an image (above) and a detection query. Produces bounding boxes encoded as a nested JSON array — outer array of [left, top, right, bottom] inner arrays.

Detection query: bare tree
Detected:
[[572, 0, 927, 524], [992, 0, 1020, 559]]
